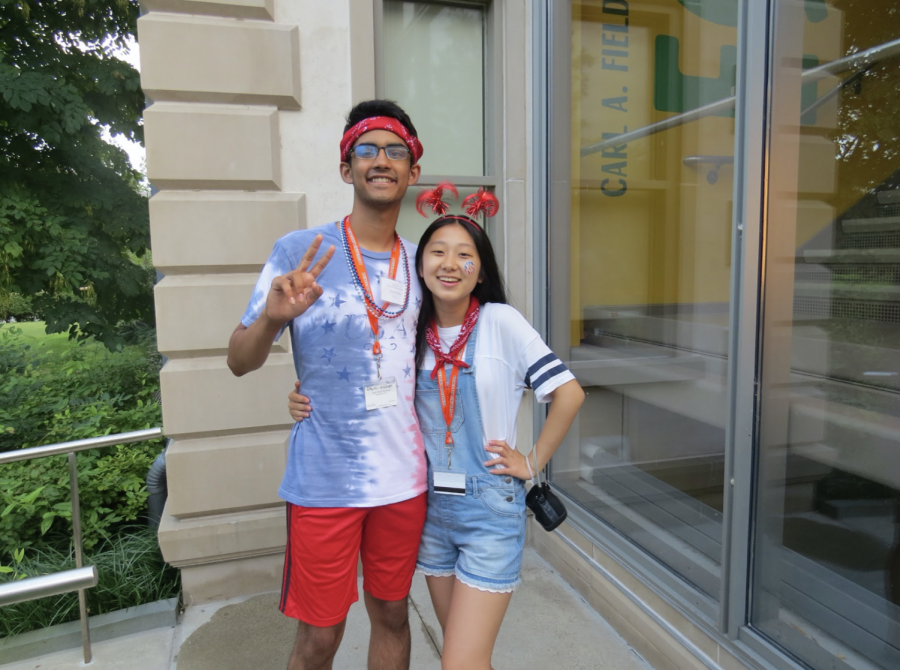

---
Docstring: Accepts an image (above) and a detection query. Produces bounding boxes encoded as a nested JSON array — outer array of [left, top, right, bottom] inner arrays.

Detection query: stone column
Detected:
[[138, 0, 373, 604]]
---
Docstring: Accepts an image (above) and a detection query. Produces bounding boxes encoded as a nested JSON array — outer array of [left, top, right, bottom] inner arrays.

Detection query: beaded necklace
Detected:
[[339, 215, 411, 320]]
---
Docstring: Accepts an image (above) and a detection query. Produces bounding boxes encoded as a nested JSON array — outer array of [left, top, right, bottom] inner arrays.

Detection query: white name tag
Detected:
[[433, 471, 466, 496], [381, 277, 406, 305], [364, 377, 398, 411]]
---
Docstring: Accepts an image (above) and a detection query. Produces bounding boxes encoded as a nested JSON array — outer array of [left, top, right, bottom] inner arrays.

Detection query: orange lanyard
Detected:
[[435, 347, 466, 447], [343, 216, 401, 358]]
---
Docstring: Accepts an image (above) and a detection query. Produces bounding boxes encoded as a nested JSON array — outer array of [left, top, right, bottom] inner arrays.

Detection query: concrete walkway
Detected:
[[2, 549, 652, 670]]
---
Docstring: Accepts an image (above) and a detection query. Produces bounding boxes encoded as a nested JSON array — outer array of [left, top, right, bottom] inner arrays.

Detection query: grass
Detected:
[[1, 322, 77, 358], [0, 526, 180, 638]]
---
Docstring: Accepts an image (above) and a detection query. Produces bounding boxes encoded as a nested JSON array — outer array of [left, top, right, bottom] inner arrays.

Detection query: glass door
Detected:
[[548, 0, 747, 607], [751, 2, 900, 668]]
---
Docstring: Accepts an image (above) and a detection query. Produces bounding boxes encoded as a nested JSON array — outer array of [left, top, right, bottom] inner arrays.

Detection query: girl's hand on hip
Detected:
[[288, 381, 312, 422], [484, 440, 531, 481]]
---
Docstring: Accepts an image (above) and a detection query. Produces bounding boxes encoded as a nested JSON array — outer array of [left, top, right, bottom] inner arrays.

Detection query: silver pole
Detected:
[[68, 452, 92, 664]]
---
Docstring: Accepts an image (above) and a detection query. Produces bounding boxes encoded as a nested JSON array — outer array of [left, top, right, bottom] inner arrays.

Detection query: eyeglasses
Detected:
[[351, 143, 411, 161]]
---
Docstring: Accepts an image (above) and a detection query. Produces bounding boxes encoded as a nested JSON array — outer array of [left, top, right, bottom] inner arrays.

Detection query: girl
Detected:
[[289, 185, 584, 670]]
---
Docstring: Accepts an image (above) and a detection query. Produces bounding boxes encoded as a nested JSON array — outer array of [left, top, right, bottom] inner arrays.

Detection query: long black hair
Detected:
[[414, 216, 508, 370]]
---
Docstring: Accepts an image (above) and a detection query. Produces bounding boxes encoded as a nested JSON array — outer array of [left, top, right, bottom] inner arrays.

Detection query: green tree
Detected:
[[0, 0, 152, 349]]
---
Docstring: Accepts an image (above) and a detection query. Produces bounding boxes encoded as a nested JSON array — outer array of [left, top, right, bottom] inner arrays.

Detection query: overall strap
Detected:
[[462, 311, 480, 368]]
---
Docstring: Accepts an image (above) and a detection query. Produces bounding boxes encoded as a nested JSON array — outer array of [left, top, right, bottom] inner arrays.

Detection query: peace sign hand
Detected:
[[266, 235, 336, 324]]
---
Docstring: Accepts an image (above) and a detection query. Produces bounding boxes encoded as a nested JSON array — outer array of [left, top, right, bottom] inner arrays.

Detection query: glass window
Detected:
[[380, 1, 492, 245], [751, 2, 900, 668], [548, 0, 745, 604], [382, 1, 485, 176]]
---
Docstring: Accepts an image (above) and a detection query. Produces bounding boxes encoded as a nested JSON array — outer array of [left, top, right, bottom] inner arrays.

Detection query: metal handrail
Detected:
[[580, 36, 900, 157], [0, 427, 164, 663], [0, 427, 163, 464], [0, 566, 98, 607]]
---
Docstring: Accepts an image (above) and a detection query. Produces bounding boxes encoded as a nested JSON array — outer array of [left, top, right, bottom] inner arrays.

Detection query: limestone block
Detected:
[[158, 504, 285, 568], [139, 14, 301, 108], [165, 431, 289, 518], [154, 274, 290, 356], [139, 0, 274, 20], [145, 103, 281, 190], [180, 553, 285, 604], [160, 354, 296, 437], [149, 191, 305, 273]]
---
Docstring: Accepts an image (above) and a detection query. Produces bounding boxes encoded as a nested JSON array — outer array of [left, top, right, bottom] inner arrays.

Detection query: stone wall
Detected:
[[139, 0, 375, 604]]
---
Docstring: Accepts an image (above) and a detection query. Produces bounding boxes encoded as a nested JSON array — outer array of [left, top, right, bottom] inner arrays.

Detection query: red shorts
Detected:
[[279, 494, 427, 627]]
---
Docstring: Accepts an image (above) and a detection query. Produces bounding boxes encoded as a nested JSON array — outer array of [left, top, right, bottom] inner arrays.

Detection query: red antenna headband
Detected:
[[415, 182, 500, 226]]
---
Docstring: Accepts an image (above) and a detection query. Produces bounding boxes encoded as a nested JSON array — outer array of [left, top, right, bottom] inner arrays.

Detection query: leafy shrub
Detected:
[[0, 526, 180, 638], [0, 292, 40, 322], [0, 325, 164, 554]]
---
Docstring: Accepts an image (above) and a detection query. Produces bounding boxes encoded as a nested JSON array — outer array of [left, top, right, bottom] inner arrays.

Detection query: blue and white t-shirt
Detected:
[[242, 222, 426, 508]]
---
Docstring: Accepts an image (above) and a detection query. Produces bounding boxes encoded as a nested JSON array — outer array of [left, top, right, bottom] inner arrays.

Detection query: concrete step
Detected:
[[803, 248, 900, 264], [842, 216, 900, 234], [877, 189, 900, 205], [793, 281, 900, 302]]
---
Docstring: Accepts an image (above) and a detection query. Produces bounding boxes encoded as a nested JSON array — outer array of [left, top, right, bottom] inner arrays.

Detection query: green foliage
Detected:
[[0, 324, 163, 553], [0, 0, 152, 350], [0, 292, 39, 321], [0, 527, 180, 638]]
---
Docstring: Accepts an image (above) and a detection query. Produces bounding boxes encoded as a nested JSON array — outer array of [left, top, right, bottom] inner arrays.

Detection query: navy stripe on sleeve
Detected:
[[531, 363, 570, 393], [525, 353, 559, 389]]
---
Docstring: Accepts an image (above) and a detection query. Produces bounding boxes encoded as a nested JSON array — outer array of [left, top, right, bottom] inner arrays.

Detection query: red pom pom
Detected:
[[462, 189, 499, 219], [415, 182, 459, 218]]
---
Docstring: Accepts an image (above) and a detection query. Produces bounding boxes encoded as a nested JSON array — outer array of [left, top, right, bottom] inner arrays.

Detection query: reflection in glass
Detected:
[[752, 2, 900, 668], [550, 0, 742, 602]]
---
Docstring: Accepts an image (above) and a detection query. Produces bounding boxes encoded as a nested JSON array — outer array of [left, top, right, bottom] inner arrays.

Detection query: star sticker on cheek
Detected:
[[337, 366, 351, 382], [322, 321, 337, 334]]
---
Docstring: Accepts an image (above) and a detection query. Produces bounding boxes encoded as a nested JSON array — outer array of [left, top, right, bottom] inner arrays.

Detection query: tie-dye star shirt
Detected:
[[241, 222, 426, 507]]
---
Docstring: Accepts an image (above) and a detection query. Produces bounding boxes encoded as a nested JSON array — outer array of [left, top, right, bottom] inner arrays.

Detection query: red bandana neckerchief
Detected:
[[425, 297, 480, 380], [426, 296, 480, 446]]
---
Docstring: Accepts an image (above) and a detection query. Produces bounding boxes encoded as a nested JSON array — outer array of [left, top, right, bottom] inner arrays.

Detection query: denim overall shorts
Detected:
[[414, 319, 527, 592]]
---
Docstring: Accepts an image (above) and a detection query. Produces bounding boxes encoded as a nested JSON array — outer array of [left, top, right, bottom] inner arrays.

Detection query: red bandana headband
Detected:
[[340, 116, 424, 164]]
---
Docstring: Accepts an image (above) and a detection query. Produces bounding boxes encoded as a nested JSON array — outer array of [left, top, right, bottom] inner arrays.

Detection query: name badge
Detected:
[[364, 377, 398, 411], [381, 277, 406, 305], [433, 471, 466, 496]]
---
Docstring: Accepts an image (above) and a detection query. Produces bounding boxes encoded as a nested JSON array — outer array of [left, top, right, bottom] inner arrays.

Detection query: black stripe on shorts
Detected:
[[280, 502, 293, 613]]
